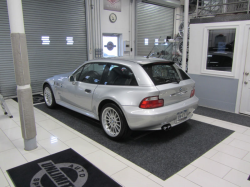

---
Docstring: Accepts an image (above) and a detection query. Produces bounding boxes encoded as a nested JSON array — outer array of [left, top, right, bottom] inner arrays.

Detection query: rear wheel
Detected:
[[100, 103, 130, 140], [43, 84, 56, 108]]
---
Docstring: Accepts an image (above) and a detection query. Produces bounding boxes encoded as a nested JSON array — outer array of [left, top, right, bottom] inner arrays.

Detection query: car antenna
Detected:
[[146, 36, 161, 59]]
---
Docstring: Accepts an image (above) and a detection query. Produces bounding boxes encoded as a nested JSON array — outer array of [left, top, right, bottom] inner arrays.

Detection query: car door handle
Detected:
[[85, 89, 92, 93]]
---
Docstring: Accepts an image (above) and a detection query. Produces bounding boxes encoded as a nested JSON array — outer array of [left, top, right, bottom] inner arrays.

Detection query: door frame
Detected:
[[235, 24, 250, 114]]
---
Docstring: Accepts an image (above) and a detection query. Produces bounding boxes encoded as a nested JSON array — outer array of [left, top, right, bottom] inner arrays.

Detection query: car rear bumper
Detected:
[[122, 96, 199, 130]]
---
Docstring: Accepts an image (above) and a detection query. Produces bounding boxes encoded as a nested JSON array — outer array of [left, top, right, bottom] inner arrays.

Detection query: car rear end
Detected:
[[122, 60, 199, 131]]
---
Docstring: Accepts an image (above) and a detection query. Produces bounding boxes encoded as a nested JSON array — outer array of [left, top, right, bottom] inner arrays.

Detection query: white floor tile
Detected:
[[115, 155, 151, 177], [0, 149, 27, 171], [68, 130, 94, 142], [243, 152, 250, 163], [23, 149, 50, 162], [12, 138, 43, 155], [243, 129, 250, 136], [221, 137, 234, 144], [229, 139, 250, 152], [0, 119, 18, 130], [64, 137, 99, 156], [2, 127, 22, 141], [224, 169, 250, 187], [36, 119, 61, 131], [34, 112, 49, 122], [85, 150, 127, 176], [176, 165, 197, 178], [230, 132, 250, 144], [38, 138, 69, 154], [90, 141, 118, 157], [11, 113, 20, 123], [150, 174, 200, 187], [211, 152, 250, 174], [186, 168, 237, 187], [213, 143, 248, 159], [192, 114, 216, 124], [202, 149, 218, 158], [36, 127, 54, 141], [0, 168, 9, 187], [0, 139, 15, 153], [191, 156, 231, 178], [112, 167, 161, 187], [49, 127, 78, 142], [211, 120, 247, 133]]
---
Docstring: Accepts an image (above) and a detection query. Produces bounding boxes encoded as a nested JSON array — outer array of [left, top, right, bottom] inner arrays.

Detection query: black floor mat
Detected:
[[35, 104, 233, 180], [195, 106, 250, 128], [7, 149, 121, 187], [13, 94, 44, 104]]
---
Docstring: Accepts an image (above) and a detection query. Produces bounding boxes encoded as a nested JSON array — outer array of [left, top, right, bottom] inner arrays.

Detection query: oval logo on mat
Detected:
[[30, 160, 88, 187]]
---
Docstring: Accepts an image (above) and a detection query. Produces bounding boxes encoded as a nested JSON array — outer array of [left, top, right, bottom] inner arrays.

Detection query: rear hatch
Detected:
[[141, 62, 195, 106]]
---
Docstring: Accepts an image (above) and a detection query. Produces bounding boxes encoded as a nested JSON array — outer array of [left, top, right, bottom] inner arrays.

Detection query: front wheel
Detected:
[[100, 103, 130, 140], [43, 84, 56, 108]]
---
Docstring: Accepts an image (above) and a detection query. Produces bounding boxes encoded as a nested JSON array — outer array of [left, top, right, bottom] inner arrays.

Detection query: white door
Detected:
[[240, 29, 250, 115]]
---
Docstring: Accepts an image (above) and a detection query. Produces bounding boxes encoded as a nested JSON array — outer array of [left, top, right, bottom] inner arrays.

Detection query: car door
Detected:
[[58, 66, 84, 106], [71, 63, 106, 111]]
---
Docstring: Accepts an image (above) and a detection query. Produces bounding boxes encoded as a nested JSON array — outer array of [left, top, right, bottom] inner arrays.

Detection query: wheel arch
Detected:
[[98, 99, 130, 128]]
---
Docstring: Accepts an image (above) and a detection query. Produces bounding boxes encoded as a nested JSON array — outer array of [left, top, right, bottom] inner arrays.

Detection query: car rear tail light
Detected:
[[190, 89, 195, 98], [139, 96, 164, 109]]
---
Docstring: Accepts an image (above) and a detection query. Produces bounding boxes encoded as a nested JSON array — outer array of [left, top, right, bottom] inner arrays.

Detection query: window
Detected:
[[144, 38, 148, 45], [103, 36, 118, 57], [102, 64, 138, 86], [206, 29, 236, 72], [142, 63, 190, 86], [74, 63, 106, 84], [66, 37, 74, 45], [155, 39, 158, 45], [41, 36, 50, 45]]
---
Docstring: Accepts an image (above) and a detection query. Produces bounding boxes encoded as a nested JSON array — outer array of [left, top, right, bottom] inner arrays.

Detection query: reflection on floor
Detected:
[[0, 99, 250, 187]]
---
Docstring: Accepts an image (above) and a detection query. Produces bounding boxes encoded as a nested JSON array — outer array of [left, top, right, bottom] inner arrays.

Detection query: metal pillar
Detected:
[[7, 0, 37, 151], [182, 0, 189, 72]]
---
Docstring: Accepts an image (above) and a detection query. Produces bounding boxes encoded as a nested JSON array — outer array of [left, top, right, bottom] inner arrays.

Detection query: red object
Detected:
[[139, 96, 164, 109], [190, 89, 195, 98]]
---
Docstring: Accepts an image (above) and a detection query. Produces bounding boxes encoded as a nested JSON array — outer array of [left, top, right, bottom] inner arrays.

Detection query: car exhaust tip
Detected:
[[162, 124, 172, 131]]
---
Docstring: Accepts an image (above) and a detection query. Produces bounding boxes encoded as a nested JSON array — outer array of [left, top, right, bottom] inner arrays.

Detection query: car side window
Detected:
[[72, 66, 84, 81], [102, 64, 138, 86], [78, 63, 106, 84]]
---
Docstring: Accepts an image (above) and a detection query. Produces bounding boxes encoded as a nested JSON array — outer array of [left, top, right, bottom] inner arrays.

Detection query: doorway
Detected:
[[240, 29, 250, 115]]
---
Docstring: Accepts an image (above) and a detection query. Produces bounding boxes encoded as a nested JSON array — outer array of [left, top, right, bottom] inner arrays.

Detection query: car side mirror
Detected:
[[69, 76, 74, 82], [69, 76, 76, 85]]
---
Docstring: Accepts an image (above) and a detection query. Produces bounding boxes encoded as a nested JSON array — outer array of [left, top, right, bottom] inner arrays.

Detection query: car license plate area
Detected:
[[177, 110, 188, 121]]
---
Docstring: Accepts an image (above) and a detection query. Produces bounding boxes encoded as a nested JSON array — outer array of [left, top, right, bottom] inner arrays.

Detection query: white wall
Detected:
[[100, 0, 135, 56], [189, 20, 250, 79], [188, 20, 250, 113]]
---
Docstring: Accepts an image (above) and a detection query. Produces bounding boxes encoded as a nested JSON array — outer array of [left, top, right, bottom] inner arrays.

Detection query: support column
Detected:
[[7, 0, 37, 151], [182, 0, 189, 72]]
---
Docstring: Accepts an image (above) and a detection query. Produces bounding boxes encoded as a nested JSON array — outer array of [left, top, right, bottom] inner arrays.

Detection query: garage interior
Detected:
[[1, 0, 250, 187]]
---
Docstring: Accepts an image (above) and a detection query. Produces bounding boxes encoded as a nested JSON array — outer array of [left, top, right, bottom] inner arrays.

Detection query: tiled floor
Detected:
[[0, 99, 250, 187]]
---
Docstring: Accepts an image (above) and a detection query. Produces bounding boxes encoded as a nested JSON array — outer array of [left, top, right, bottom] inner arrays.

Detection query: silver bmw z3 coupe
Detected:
[[43, 57, 199, 140]]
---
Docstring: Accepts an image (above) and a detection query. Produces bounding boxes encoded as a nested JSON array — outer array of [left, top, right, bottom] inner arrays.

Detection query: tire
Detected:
[[43, 84, 56, 108], [100, 103, 131, 140]]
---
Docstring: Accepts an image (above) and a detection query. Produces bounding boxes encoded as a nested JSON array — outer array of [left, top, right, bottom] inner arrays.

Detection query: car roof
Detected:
[[87, 56, 173, 65]]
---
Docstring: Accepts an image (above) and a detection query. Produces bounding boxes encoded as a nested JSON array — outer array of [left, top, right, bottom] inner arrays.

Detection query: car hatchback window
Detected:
[[142, 63, 190, 85], [102, 64, 138, 86]]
